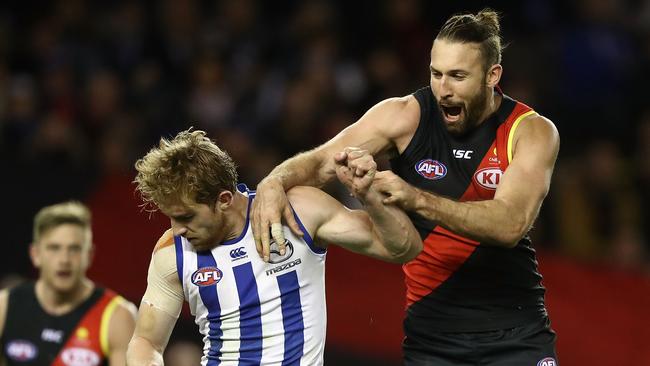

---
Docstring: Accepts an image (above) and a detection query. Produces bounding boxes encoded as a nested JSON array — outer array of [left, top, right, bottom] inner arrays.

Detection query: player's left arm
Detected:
[[288, 185, 422, 263], [107, 300, 137, 366], [387, 115, 559, 247]]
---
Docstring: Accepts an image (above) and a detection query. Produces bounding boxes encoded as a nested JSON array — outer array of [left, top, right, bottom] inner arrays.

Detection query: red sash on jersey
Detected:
[[51, 289, 121, 366]]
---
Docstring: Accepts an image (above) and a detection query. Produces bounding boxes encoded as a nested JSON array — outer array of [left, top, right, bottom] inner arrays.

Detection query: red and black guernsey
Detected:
[[390, 87, 547, 337], [1, 282, 124, 366]]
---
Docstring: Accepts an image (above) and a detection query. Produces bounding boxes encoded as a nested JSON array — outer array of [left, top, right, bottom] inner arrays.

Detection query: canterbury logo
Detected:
[[229, 247, 247, 259]]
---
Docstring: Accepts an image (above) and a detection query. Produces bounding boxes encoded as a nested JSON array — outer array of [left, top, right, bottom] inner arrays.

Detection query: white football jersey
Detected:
[[174, 185, 327, 366]]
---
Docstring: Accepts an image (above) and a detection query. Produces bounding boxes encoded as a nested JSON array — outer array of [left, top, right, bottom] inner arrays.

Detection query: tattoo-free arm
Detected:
[[288, 186, 422, 263], [126, 245, 183, 365]]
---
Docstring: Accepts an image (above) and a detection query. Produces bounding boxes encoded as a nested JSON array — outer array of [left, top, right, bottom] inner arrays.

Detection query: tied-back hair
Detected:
[[134, 129, 238, 212], [436, 8, 503, 70], [33, 201, 91, 243]]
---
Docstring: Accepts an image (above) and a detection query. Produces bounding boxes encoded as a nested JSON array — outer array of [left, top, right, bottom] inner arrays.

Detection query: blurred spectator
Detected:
[[552, 140, 645, 269]]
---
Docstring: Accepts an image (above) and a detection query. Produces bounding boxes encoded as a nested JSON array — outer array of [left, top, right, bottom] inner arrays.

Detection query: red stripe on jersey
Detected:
[[51, 289, 117, 366], [404, 227, 478, 307]]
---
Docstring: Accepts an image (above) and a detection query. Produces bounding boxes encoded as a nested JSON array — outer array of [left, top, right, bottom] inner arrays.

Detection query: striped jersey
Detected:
[[174, 184, 327, 365], [390, 87, 547, 336]]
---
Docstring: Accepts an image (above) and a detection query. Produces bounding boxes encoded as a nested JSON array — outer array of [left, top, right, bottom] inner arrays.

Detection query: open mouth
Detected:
[[440, 104, 463, 123], [57, 270, 72, 278]]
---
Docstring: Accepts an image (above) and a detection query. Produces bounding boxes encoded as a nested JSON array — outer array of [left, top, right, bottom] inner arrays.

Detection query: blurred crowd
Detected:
[[1, 0, 649, 296]]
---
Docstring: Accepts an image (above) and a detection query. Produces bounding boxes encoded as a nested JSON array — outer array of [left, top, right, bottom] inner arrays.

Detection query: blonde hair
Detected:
[[33, 201, 92, 243], [436, 8, 503, 70], [134, 129, 238, 211]]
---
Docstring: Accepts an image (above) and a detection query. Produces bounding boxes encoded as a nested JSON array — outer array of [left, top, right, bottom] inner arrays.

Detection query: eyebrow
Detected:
[[430, 66, 468, 75]]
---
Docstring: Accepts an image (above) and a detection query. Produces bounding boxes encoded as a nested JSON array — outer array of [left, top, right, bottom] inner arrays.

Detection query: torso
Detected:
[[0, 282, 121, 366], [176, 184, 327, 366], [390, 86, 547, 336]]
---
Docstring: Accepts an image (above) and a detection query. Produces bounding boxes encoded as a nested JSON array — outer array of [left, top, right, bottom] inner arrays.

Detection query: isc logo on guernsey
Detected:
[[415, 159, 447, 180], [191, 266, 223, 287]]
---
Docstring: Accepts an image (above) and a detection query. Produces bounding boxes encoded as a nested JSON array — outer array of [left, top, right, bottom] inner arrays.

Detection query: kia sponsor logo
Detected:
[[415, 159, 447, 180], [474, 167, 502, 189], [191, 266, 223, 287], [61, 347, 101, 366], [6, 340, 37, 361]]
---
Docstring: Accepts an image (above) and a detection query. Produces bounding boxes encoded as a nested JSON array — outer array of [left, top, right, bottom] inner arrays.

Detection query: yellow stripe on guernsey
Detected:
[[507, 110, 536, 163], [100, 296, 125, 356]]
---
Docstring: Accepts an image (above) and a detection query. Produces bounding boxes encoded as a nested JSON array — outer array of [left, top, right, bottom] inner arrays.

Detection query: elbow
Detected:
[[388, 238, 423, 263], [493, 217, 529, 248]]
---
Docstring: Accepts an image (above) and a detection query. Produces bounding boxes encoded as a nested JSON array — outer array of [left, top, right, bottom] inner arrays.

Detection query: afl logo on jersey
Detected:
[[191, 266, 223, 287], [474, 167, 503, 190], [5, 340, 38, 362], [537, 357, 557, 366], [415, 159, 447, 180]]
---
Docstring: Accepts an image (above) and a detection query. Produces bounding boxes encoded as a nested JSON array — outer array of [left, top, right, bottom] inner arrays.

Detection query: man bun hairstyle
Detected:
[[436, 8, 503, 70]]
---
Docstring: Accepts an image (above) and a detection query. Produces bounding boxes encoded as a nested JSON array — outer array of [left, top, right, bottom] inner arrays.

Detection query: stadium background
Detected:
[[0, 0, 649, 365]]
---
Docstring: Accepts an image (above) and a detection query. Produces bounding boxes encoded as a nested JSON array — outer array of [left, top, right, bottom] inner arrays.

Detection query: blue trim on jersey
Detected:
[[277, 270, 304, 365], [233, 262, 263, 364], [197, 251, 223, 365], [174, 236, 184, 287], [291, 206, 326, 255], [221, 192, 254, 246]]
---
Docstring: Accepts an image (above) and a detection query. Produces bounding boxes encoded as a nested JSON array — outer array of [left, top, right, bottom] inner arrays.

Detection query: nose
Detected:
[[438, 76, 453, 98]]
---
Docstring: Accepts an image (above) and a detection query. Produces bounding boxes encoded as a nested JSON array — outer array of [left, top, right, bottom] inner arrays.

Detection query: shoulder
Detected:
[[106, 296, 136, 353], [153, 229, 175, 254], [352, 95, 420, 142], [287, 186, 341, 211], [511, 113, 560, 165], [286, 186, 343, 237], [515, 114, 560, 150]]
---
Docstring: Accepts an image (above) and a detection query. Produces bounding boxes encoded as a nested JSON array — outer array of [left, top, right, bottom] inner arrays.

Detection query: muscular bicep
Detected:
[[313, 97, 419, 169], [288, 186, 395, 260], [494, 115, 560, 230]]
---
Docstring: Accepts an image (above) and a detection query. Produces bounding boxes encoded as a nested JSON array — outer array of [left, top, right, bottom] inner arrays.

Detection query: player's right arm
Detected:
[[127, 231, 184, 366], [253, 95, 421, 260]]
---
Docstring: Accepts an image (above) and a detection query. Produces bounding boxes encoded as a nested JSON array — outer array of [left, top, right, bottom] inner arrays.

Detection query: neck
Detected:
[[480, 88, 502, 123], [35, 278, 93, 316], [222, 192, 250, 243]]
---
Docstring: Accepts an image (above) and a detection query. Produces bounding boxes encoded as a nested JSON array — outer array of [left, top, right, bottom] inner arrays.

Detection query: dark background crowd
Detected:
[[0, 0, 649, 364]]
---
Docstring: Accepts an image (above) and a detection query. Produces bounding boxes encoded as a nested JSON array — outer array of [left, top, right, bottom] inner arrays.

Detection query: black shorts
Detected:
[[403, 317, 558, 366]]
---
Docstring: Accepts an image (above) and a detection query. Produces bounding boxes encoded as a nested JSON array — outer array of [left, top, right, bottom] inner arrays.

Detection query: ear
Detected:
[[29, 243, 41, 268], [215, 191, 234, 211], [485, 64, 502, 88]]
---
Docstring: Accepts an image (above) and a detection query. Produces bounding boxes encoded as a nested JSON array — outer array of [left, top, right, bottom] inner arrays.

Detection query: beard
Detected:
[[438, 83, 489, 137]]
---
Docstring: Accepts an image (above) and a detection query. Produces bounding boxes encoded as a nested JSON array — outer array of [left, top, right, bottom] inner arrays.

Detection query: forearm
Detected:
[[414, 189, 529, 247], [361, 189, 422, 262], [126, 336, 164, 366], [263, 149, 336, 189]]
